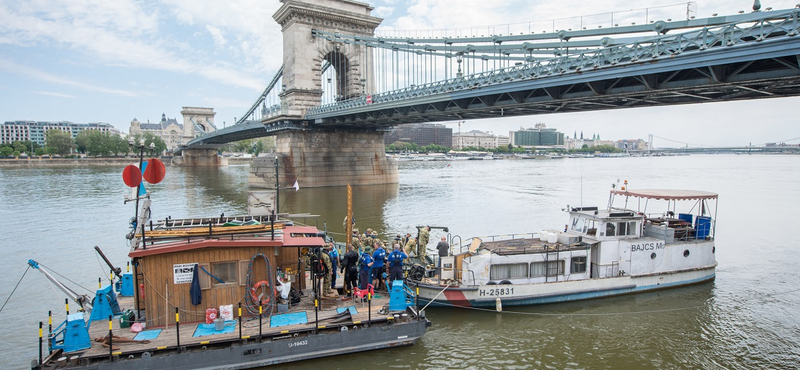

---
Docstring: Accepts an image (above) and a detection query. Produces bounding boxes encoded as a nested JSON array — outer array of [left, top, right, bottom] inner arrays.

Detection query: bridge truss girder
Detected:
[[309, 44, 800, 127]]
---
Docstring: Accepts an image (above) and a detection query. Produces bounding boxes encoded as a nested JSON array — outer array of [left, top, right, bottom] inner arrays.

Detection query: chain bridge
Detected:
[[179, 0, 800, 187]]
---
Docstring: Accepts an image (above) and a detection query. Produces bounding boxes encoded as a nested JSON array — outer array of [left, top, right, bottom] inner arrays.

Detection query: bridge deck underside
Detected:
[[311, 43, 800, 126]]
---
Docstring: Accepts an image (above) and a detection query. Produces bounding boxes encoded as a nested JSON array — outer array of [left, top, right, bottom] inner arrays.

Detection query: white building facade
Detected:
[[129, 107, 217, 152]]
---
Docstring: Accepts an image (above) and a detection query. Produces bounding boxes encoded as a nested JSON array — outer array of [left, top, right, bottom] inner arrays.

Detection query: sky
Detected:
[[1, 0, 798, 148]]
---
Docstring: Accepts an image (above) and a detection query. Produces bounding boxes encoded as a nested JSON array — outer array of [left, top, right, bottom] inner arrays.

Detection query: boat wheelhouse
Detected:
[[413, 186, 718, 308]]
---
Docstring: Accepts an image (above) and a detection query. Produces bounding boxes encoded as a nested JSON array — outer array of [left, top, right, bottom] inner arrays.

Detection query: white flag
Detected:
[[293, 180, 299, 191]]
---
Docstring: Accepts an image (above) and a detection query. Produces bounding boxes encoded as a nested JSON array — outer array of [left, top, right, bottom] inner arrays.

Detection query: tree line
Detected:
[[0, 130, 166, 158]]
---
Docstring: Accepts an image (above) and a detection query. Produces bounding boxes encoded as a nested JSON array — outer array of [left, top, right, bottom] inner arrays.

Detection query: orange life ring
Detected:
[[250, 280, 272, 306]]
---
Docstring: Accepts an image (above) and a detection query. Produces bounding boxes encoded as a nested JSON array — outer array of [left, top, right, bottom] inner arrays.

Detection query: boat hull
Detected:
[[416, 266, 715, 308], [49, 319, 429, 370]]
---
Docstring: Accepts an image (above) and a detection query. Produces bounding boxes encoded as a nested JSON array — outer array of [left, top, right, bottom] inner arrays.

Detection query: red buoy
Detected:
[[122, 165, 142, 188], [143, 158, 166, 184]]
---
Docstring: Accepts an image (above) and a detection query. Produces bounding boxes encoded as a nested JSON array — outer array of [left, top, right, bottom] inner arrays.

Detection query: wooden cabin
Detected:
[[129, 225, 322, 327]]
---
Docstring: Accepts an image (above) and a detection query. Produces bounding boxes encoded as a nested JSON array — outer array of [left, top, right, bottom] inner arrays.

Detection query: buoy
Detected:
[[495, 297, 502, 312]]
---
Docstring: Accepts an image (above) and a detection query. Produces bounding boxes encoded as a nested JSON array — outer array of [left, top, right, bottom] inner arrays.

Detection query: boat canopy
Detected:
[[611, 189, 718, 201]]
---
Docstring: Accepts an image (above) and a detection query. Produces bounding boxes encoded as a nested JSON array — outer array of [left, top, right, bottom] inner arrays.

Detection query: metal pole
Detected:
[[38, 321, 43, 370], [367, 292, 371, 327], [238, 302, 242, 340], [47, 311, 52, 354], [274, 156, 279, 219], [133, 259, 141, 320], [108, 315, 113, 361], [259, 305, 263, 340], [175, 308, 180, 352]]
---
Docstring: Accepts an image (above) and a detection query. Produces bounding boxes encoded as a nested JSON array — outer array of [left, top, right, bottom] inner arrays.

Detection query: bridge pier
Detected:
[[249, 129, 397, 188], [173, 148, 228, 167]]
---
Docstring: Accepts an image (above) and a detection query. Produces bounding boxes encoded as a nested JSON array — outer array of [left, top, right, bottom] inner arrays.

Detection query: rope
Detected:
[[39, 262, 94, 295], [198, 265, 225, 284], [244, 253, 275, 317], [0, 265, 30, 315]]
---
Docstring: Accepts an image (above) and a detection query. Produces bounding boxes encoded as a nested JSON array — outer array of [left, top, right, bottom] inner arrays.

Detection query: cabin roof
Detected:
[[611, 189, 717, 200], [129, 225, 326, 258]]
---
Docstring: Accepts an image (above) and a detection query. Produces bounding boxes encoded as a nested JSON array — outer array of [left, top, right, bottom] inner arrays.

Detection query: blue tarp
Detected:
[[133, 329, 162, 341], [269, 312, 308, 328], [336, 306, 358, 315], [192, 321, 236, 337]]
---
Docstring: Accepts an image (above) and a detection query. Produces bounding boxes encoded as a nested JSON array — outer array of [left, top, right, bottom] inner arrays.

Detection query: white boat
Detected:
[[412, 186, 718, 308]]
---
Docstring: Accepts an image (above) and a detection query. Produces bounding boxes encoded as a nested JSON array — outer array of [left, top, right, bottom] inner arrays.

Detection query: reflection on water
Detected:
[[280, 183, 399, 239], [2, 155, 800, 370]]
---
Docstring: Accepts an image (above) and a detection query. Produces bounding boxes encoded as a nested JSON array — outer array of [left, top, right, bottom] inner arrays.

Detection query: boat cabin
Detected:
[[128, 224, 320, 327]]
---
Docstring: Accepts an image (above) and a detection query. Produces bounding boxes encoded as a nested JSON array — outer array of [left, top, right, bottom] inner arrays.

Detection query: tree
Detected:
[[131, 133, 167, 157], [0, 146, 12, 157], [12, 141, 27, 154], [46, 130, 75, 156]]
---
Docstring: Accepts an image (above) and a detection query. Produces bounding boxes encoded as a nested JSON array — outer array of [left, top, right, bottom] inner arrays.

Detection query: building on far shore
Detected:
[[384, 123, 452, 148], [129, 107, 217, 152], [452, 130, 509, 150], [509, 123, 564, 148], [1, 121, 120, 146]]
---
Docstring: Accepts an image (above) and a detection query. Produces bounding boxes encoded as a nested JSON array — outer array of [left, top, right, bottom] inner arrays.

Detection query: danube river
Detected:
[[1, 154, 799, 369]]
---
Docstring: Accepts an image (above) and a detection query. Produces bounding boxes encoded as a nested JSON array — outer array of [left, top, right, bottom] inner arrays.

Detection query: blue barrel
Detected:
[[695, 216, 711, 239], [678, 213, 693, 223]]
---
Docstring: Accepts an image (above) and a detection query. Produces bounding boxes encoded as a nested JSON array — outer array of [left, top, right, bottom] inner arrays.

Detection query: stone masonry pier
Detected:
[[249, 129, 397, 188]]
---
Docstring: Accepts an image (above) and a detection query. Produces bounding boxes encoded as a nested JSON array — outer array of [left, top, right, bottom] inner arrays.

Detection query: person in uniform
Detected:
[[371, 241, 387, 291], [418, 226, 431, 261], [387, 244, 408, 285], [320, 246, 334, 297], [340, 244, 359, 297], [404, 237, 417, 257], [358, 249, 374, 290]]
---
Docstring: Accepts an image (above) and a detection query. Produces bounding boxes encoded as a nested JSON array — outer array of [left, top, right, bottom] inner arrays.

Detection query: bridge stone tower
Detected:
[[250, 0, 396, 188]]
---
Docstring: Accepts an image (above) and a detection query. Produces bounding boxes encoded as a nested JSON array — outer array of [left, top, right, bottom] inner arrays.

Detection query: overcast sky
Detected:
[[1, 0, 798, 148]]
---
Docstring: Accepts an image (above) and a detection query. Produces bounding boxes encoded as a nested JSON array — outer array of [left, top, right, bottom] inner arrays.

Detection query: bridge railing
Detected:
[[307, 9, 800, 117]]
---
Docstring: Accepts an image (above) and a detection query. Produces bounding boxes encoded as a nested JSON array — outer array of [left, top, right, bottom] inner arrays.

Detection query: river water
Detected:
[[1, 154, 799, 369]]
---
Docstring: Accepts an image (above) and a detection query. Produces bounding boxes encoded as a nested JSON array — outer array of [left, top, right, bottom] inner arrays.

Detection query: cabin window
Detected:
[[530, 261, 564, 277], [617, 222, 627, 235], [627, 221, 637, 236], [606, 222, 616, 236], [212, 261, 238, 286], [490, 263, 528, 280], [571, 257, 587, 273]]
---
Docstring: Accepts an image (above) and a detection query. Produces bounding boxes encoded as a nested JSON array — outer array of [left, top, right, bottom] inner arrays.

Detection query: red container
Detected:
[[205, 308, 218, 324]]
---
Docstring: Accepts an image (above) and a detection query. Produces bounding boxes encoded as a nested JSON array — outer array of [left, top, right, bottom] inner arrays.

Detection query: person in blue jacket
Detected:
[[327, 243, 339, 290], [387, 244, 408, 284], [371, 241, 387, 290], [358, 249, 374, 290]]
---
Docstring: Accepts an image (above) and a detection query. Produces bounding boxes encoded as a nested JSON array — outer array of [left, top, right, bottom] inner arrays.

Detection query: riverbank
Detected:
[[0, 156, 255, 167]]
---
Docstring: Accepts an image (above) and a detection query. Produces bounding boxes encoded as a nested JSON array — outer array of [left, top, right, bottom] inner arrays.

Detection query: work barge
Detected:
[[32, 211, 429, 370]]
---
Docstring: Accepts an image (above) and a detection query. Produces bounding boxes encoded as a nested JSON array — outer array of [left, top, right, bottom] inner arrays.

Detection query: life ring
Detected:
[[250, 280, 272, 306]]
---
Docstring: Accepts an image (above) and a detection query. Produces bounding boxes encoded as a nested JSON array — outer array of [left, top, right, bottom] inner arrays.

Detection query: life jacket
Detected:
[[389, 250, 403, 267]]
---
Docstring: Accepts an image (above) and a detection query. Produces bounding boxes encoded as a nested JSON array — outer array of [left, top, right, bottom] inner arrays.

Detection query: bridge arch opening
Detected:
[[318, 43, 364, 105]]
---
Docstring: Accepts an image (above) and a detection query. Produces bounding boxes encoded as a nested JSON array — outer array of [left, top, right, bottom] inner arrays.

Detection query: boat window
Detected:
[[571, 257, 587, 274], [530, 261, 564, 277], [212, 261, 238, 286], [571, 218, 584, 232], [606, 222, 616, 236], [490, 263, 528, 280], [618, 222, 627, 235], [627, 221, 637, 236]]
